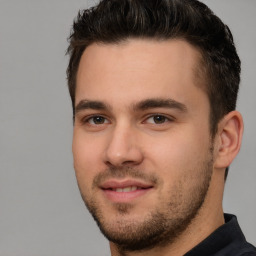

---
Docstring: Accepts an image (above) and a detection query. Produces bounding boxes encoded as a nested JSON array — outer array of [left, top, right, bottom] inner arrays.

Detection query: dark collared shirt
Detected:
[[185, 214, 256, 256]]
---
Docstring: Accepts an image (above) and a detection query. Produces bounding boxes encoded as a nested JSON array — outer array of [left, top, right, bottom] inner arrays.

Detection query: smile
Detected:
[[110, 186, 141, 192], [100, 180, 154, 202]]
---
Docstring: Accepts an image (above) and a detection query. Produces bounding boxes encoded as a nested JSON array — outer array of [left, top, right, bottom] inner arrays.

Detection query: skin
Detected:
[[72, 39, 243, 256]]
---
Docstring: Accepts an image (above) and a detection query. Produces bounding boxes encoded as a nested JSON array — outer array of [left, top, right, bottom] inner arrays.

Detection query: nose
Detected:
[[103, 124, 144, 168]]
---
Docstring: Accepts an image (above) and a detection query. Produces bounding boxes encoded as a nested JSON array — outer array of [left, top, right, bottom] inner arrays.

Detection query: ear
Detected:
[[214, 111, 244, 169]]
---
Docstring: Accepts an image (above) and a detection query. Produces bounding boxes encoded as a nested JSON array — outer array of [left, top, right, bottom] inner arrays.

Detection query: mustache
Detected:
[[92, 167, 159, 188]]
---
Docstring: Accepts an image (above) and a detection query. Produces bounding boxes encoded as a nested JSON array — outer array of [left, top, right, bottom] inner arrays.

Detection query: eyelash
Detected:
[[144, 114, 174, 125], [82, 115, 110, 125], [81, 114, 174, 126]]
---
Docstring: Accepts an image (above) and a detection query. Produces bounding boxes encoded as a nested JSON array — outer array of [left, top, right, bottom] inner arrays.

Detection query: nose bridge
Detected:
[[104, 121, 143, 167]]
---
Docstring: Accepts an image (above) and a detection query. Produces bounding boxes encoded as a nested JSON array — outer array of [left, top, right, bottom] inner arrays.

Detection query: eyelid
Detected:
[[143, 113, 175, 124], [78, 112, 175, 126], [81, 114, 111, 125]]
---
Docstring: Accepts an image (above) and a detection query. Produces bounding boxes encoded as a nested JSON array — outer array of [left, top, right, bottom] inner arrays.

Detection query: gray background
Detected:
[[0, 0, 255, 255]]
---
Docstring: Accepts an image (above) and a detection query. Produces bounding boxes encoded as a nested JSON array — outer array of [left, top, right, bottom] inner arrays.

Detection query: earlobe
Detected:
[[214, 111, 244, 169]]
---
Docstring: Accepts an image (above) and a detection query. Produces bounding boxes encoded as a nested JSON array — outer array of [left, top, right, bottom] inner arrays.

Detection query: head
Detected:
[[67, 0, 241, 180], [67, 0, 240, 135], [67, 0, 243, 253]]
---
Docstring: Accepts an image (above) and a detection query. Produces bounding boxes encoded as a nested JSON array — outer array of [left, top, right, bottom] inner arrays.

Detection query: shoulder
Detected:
[[238, 242, 256, 256]]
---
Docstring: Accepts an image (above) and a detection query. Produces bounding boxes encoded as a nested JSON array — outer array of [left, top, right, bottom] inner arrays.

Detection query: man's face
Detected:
[[73, 39, 214, 250]]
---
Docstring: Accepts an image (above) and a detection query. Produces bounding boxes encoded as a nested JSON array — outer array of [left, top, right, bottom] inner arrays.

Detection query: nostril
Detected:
[[105, 159, 139, 168], [123, 160, 138, 165]]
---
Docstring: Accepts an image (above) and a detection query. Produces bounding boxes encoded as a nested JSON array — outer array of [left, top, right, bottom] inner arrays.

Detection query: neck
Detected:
[[109, 171, 225, 256]]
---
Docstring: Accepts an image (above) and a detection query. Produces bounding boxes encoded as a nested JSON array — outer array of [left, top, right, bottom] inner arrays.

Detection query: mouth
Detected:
[[108, 186, 144, 192], [100, 180, 154, 202]]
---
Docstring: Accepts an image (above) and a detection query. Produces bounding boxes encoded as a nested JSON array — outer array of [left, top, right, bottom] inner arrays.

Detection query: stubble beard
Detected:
[[79, 151, 213, 253]]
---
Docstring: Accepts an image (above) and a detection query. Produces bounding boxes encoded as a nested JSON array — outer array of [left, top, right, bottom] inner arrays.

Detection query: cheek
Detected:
[[145, 127, 210, 177], [72, 131, 103, 186]]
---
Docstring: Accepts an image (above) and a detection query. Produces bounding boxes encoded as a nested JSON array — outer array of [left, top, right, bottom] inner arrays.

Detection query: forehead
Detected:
[[76, 39, 206, 108]]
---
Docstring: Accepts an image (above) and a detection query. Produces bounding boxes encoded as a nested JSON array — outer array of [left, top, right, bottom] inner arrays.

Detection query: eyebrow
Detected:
[[75, 100, 111, 114], [75, 98, 187, 115], [133, 98, 187, 112]]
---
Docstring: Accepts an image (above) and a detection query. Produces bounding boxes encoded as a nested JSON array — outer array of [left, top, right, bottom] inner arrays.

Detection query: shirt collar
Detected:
[[184, 214, 246, 256]]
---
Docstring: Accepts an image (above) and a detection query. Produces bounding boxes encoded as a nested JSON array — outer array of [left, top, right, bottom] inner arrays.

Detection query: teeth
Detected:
[[114, 186, 138, 192], [131, 186, 137, 191], [123, 187, 131, 192]]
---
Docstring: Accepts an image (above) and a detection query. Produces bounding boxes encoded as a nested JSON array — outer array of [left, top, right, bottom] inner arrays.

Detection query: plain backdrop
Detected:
[[0, 0, 255, 255]]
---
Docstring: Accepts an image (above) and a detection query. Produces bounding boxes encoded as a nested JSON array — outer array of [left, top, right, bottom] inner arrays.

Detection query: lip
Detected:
[[100, 179, 153, 189], [100, 179, 154, 203]]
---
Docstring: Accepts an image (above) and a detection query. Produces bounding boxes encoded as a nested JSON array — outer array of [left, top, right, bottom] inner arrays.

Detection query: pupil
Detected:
[[154, 115, 165, 124], [94, 116, 104, 124]]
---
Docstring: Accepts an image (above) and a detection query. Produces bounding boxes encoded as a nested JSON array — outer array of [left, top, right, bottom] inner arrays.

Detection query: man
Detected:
[[66, 0, 256, 255]]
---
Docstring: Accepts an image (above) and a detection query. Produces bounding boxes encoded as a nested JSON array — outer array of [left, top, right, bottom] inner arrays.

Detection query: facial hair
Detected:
[[79, 149, 213, 253]]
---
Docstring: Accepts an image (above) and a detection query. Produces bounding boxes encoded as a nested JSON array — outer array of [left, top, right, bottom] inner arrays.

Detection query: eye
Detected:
[[86, 116, 110, 125], [146, 115, 171, 124]]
